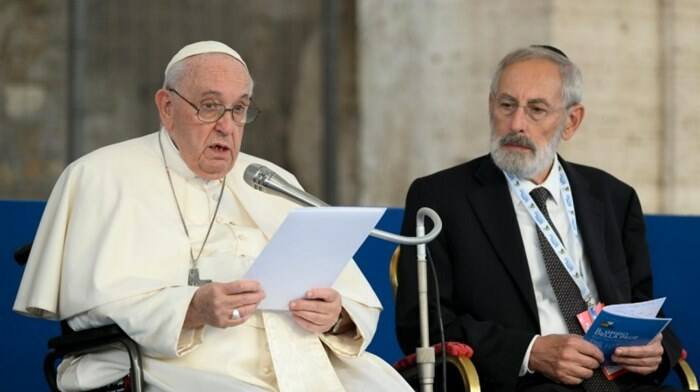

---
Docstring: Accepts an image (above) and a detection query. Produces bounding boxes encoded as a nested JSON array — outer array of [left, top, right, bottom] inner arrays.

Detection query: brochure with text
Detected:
[[581, 298, 671, 380]]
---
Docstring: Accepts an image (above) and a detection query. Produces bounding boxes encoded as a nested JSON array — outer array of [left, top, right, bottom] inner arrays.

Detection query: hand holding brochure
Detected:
[[582, 298, 671, 379]]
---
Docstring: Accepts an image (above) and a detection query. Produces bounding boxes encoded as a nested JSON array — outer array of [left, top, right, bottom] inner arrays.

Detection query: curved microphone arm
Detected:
[[372, 207, 441, 245], [243, 163, 442, 245]]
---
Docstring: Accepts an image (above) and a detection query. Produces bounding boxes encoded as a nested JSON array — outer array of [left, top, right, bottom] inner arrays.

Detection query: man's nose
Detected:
[[215, 111, 240, 135], [510, 106, 529, 133]]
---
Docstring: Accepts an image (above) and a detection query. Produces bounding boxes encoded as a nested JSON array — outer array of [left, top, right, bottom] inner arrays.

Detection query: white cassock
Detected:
[[14, 129, 412, 392]]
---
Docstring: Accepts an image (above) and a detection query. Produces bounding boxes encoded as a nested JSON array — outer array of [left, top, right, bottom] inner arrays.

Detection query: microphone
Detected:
[[243, 163, 441, 245], [244, 163, 329, 208]]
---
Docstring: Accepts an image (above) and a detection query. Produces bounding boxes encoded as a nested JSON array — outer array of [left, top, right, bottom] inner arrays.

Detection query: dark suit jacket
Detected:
[[396, 155, 681, 391]]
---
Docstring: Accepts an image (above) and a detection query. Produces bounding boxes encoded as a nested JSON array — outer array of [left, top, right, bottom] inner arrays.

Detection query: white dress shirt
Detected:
[[504, 157, 600, 376]]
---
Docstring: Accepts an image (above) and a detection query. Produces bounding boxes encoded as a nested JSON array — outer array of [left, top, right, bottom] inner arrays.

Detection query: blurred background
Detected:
[[2, 0, 699, 213]]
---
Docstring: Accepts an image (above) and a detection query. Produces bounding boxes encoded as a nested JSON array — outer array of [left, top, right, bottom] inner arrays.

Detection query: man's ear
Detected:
[[561, 104, 585, 141], [154, 89, 174, 130]]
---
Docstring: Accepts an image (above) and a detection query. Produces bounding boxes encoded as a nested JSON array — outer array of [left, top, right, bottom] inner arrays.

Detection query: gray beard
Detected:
[[489, 128, 562, 180]]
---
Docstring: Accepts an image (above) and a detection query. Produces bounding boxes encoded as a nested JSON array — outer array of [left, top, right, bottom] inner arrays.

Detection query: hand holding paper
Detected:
[[611, 333, 664, 376], [289, 288, 342, 333], [529, 334, 605, 385], [582, 298, 671, 379], [243, 207, 385, 310], [185, 280, 266, 329]]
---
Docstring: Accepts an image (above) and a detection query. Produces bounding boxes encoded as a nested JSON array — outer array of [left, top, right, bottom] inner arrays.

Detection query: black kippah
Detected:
[[531, 45, 568, 59]]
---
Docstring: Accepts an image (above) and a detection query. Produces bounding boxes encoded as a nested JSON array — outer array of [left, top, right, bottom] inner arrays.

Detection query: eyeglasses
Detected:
[[167, 88, 260, 125], [493, 96, 564, 122]]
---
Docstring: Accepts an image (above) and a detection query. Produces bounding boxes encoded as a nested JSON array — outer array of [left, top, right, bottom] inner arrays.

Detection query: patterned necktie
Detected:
[[529, 187, 617, 392]]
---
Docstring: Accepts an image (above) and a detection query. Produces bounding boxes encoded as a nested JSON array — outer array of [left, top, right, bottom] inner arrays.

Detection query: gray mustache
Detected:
[[499, 133, 536, 151]]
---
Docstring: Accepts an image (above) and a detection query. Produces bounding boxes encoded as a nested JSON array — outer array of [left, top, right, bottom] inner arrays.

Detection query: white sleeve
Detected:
[[319, 296, 380, 357], [67, 286, 202, 358], [519, 335, 539, 376], [319, 257, 383, 357]]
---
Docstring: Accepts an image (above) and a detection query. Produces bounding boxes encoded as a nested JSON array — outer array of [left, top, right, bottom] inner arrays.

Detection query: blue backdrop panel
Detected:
[[646, 215, 700, 375], [353, 207, 405, 363], [2, 200, 698, 389], [1, 200, 56, 391]]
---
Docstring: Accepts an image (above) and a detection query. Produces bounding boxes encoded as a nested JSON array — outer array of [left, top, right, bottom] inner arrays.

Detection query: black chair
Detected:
[[15, 244, 144, 392]]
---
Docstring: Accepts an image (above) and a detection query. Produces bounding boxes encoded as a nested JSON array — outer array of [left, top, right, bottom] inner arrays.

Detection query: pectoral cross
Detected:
[[188, 268, 212, 286]]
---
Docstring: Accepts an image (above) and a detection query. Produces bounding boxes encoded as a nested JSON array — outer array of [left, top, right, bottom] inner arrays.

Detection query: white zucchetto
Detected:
[[164, 40, 248, 77]]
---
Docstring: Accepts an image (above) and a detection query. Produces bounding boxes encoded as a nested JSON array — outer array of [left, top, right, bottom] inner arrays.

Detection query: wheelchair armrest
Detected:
[[44, 324, 144, 392], [394, 342, 480, 391], [675, 349, 699, 391]]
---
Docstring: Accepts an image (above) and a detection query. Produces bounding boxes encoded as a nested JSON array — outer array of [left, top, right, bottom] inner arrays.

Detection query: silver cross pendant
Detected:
[[188, 268, 212, 286]]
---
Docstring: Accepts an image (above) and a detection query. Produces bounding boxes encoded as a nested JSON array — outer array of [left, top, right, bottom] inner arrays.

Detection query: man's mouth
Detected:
[[209, 143, 231, 153], [499, 133, 535, 152], [503, 143, 533, 151]]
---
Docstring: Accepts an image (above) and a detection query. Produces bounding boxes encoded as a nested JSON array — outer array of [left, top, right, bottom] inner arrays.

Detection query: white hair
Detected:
[[489, 46, 583, 107]]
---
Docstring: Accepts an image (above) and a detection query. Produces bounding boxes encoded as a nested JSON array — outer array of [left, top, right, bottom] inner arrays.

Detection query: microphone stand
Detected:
[[413, 207, 439, 392], [251, 174, 441, 392]]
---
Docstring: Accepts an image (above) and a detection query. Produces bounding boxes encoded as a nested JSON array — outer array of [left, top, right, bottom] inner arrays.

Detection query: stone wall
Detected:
[[3, 1, 700, 214], [357, 0, 551, 206], [357, 0, 700, 214], [658, 0, 700, 213], [1, 0, 356, 202], [0, 0, 67, 199], [552, 1, 663, 211]]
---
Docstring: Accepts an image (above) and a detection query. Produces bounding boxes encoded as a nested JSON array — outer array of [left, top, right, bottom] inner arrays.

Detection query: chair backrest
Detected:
[[389, 247, 400, 298]]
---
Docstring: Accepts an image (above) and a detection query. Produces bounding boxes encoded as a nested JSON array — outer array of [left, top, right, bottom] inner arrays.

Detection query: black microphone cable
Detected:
[[426, 245, 447, 392]]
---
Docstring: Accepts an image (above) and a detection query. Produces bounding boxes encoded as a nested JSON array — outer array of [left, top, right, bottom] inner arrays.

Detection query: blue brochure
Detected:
[[584, 298, 671, 368]]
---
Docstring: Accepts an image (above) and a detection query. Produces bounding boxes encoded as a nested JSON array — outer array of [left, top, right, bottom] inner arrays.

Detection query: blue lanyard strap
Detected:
[[503, 164, 595, 308]]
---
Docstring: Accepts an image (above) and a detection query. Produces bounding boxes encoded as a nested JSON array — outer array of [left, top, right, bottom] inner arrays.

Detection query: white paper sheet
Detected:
[[602, 297, 666, 318], [243, 207, 386, 310]]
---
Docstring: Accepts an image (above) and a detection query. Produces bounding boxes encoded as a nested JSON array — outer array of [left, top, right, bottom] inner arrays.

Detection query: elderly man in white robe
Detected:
[[14, 41, 412, 392]]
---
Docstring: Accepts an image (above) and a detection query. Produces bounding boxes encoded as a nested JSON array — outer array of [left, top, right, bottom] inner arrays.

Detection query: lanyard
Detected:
[[503, 164, 595, 308]]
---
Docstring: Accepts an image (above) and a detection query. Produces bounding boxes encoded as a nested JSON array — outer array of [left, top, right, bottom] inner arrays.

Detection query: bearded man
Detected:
[[395, 46, 682, 392]]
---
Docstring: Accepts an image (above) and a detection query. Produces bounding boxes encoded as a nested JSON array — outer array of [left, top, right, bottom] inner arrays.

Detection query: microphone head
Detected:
[[242, 162, 329, 207], [243, 163, 273, 191]]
